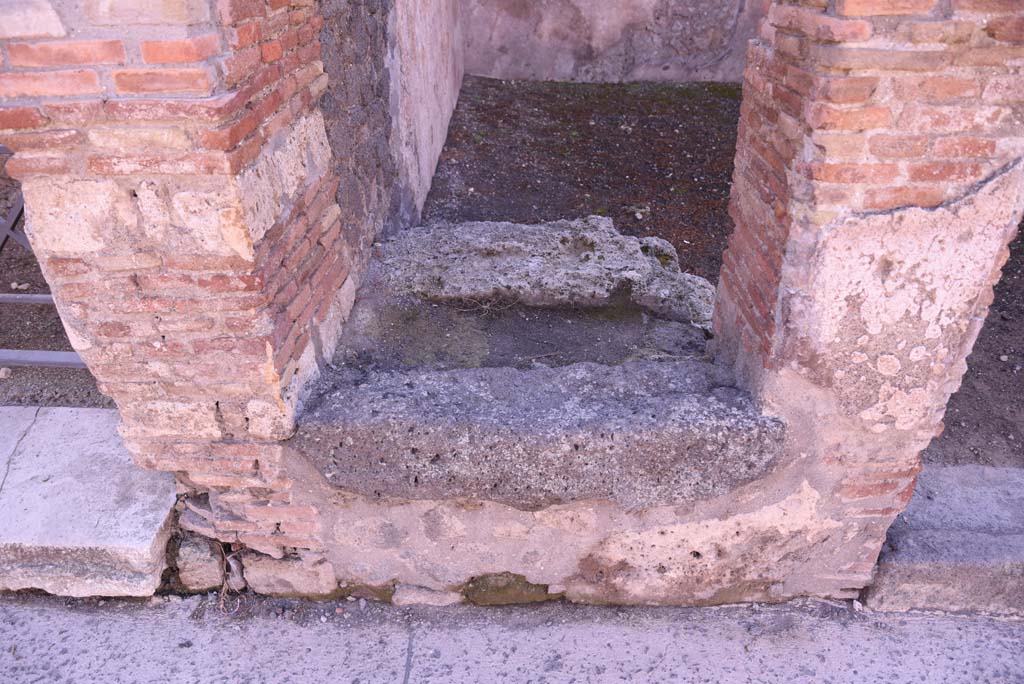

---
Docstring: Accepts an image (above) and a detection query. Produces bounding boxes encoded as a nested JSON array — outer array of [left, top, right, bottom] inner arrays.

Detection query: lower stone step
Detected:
[[0, 407, 177, 597], [863, 465, 1024, 617], [291, 359, 785, 511]]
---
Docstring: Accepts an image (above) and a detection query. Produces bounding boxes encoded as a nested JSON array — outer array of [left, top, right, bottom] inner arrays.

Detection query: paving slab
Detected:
[[0, 407, 177, 597], [864, 465, 1024, 616]]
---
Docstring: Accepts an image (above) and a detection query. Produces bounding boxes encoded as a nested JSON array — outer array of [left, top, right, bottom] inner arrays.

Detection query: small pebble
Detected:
[[359, 598, 366, 611], [320, 615, 328, 623], [1000, 355, 1009, 362], [335, 607, 345, 615], [0, 368, 11, 379]]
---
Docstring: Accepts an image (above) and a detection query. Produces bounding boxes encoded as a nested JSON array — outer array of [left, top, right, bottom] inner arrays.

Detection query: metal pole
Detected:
[[0, 350, 87, 369], [0, 293, 54, 305]]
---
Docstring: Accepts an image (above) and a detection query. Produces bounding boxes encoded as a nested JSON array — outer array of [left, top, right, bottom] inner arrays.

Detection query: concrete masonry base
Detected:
[[1, 404, 1022, 616]]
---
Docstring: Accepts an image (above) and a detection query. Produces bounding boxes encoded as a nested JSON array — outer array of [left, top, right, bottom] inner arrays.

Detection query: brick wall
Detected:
[[717, 0, 1024, 382], [714, 0, 1024, 585], [0, 0, 351, 557]]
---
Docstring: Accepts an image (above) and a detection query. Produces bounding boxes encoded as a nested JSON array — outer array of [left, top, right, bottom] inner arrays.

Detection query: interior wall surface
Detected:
[[390, 0, 465, 220], [461, 0, 768, 83]]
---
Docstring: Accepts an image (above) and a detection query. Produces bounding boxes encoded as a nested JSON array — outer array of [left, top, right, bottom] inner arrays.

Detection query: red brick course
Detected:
[[717, 0, 1022, 373]]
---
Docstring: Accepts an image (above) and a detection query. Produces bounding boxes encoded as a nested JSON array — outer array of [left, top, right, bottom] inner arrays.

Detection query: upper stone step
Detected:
[[291, 359, 785, 511], [333, 216, 714, 374], [370, 216, 716, 329]]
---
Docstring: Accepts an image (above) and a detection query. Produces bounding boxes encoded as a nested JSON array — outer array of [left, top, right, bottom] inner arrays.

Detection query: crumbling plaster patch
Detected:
[[462, 0, 763, 83], [781, 160, 1024, 434], [0, 0, 66, 39], [389, 0, 465, 217], [21, 179, 131, 253]]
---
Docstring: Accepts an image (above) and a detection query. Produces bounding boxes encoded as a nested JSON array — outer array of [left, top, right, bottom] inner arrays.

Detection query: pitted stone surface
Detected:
[[292, 360, 784, 510], [0, 407, 177, 597], [376, 216, 716, 329], [864, 465, 1024, 617]]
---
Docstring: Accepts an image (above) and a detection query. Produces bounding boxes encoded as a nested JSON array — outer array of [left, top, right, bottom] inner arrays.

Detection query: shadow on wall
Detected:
[[462, 0, 769, 83]]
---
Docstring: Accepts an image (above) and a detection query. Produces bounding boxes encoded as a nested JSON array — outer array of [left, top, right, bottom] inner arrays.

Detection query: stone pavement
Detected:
[[0, 407, 177, 596], [0, 594, 1021, 683]]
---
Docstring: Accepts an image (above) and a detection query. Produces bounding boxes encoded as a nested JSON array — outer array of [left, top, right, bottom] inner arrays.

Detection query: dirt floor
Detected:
[[0, 77, 1020, 467], [422, 77, 742, 282]]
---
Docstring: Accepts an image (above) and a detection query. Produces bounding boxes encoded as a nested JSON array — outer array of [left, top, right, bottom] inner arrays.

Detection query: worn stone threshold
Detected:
[[0, 407, 177, 598]]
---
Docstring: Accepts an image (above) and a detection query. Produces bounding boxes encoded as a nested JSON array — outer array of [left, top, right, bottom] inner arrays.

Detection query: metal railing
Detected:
[[0, 143, 87, 370]]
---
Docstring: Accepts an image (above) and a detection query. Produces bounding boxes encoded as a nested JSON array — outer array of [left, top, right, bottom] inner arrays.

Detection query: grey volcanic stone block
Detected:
[[292, 360, 784, 510], [863, 465, 1024, 616], [377, 216, 716, 329], [0, 407, 177, 597]]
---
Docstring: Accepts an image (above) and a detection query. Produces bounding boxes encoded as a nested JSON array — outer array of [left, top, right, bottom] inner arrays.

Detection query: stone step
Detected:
[[333, 216, 714, 374], [863, 465, 1024, 617], [291, 359, 785, 511], [369, 215, 716, 324], [294, 217, 778, 512], [0, 407, 177, 597]]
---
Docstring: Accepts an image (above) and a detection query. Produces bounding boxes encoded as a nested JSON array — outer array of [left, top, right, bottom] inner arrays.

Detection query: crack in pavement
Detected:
[[0, 406, 40, 502], [402, 624, 414, 684]]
